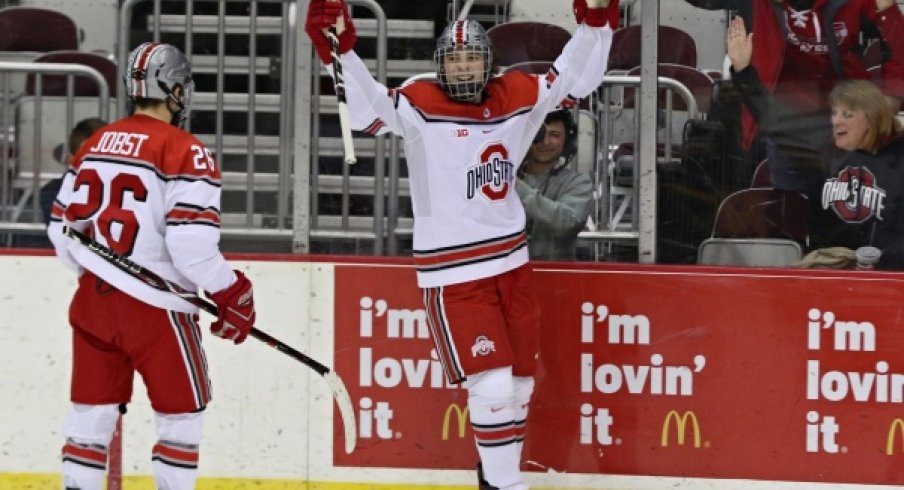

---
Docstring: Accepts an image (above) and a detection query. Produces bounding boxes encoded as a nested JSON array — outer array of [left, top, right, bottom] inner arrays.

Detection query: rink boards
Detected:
[[2, 252, 904, 489]]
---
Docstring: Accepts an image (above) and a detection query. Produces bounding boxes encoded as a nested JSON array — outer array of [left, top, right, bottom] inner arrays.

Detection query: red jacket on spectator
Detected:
[[686, 0, 904, 149]]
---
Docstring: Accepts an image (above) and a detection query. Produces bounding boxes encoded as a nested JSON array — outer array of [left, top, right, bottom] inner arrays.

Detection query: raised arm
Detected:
[[726, 17, 772, 128], [303, 0, 411, 138], [531, 1, 618, 118]]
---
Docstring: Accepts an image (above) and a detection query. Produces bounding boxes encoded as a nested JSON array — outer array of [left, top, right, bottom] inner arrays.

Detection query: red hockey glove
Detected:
[[573, 0, 586, 24], [209, 270, 256, 345], [574, 0, 619, 28], [304, 0, 357, 64]]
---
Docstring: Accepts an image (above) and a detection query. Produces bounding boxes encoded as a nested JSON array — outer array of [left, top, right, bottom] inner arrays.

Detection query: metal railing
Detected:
[[117, 0, 303, 243], [577, 74, 698, 260], [116, 0, 396, 253], [307, 0, 389, 253], [0, 62, 110, 238]]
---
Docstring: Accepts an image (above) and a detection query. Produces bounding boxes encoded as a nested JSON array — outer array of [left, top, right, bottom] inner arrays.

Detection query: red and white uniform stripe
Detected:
[[168, 311, 212, 408], [152, 440, 200, 469], [130, 43, 165, 98], [62, 440, 108, 470]]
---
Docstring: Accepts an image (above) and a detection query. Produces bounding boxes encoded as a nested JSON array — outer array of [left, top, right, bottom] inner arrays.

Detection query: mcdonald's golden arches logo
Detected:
[[442, 403, 469, 440], [661, 410, 703, 448], [886, 418, 904, 455]]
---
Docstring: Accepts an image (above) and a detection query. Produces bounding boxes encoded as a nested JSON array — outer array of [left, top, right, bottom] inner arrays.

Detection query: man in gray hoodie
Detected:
[[517, 109, 594, 261]]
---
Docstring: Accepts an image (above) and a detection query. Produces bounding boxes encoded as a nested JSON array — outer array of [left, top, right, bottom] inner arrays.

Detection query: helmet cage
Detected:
[[434, 20, 493, 102], [124, 42, 194, 127]]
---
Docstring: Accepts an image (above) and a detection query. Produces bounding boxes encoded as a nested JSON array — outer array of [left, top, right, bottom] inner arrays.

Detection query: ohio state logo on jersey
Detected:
[[821, 166, 886, 223], [465, 142, 514, 201]]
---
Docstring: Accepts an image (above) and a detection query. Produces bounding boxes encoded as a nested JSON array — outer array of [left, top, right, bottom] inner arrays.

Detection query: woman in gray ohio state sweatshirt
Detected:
[[811, 80, 904, 269]]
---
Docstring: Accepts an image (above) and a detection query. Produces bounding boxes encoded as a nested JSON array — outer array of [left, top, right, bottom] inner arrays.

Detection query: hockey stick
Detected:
[[62, 225, 357, 454], [326, 25, 356, 165], [457, 0, 477, 21]]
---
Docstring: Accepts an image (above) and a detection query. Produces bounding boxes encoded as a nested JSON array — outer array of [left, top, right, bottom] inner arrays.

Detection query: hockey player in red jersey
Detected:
[[305, 1, 616, 488], [47, 42, 256, 490]]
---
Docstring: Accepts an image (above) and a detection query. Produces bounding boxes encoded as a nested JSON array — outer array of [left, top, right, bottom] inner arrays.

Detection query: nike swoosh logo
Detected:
[[490, 405, 505, 413]]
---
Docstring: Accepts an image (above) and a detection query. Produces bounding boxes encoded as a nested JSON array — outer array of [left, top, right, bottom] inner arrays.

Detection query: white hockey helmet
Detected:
[[434, 20, 493, 103], [124, 42, 194, 127]]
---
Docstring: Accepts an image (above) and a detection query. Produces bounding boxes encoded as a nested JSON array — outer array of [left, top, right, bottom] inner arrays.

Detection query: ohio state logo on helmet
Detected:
[[465, 142, 514, 201], [821, 166, 886, 223]]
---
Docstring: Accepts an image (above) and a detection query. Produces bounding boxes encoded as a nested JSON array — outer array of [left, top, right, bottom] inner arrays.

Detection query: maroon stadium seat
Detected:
[[0, 7, 79, 52], [711, 188, 809, 244], [750, 159, 771, 188], [25, 51, 117, 97], [502, 61, 553, 75], [487, 21, 571, 68], [624, 63, 714, 114], [863, 39, 884, 69], [607, 25, 696, 72]]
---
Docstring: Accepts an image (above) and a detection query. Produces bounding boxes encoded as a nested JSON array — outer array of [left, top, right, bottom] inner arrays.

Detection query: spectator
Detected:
[[687, 0, 904, 196], [39, 117, 107, 225], [812, 79, 904, 269], [517, 109, 593, 260], [304, 0, 617, 488]]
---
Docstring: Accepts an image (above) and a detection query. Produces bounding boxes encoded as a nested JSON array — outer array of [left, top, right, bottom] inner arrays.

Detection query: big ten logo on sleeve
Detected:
[[190, 144, 215, 172], [89, 131, 150, 157]]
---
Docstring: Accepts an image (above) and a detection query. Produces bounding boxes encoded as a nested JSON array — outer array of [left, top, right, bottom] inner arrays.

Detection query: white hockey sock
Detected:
[[62, 440, 107, 490], [512, 376, 534, 463], [152, 441, 199, 490], [467, 367, 528, 490], [152, 411, 203, 490], [61, 403, 119, 490]]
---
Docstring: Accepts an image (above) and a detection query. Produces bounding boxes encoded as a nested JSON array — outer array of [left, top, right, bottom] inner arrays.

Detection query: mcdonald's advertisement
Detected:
[[331, 263, 904, 484]]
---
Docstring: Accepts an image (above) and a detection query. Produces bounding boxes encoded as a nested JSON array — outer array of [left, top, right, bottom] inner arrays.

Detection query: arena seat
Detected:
[[502, 60, 553, 75], [868, 65, 882, 85], [0, 7, 79, 52], [751, 159, 771, 188], [710, 188, 809, 244], [607, 25, 696, 72], [863, 39, 885, 69], [696, 187, 810, 266], [486, 21, 571, 68], [0, 7, 81, 101], [698, 237, 802, 266], [25, 51, 117, 97], [14, 50, 116, 186], [11, 50, 116, 221], [623, 63, 714, 114]]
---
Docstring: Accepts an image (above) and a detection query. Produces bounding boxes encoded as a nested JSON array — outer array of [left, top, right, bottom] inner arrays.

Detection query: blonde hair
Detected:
[[828, 80, 902, 153]]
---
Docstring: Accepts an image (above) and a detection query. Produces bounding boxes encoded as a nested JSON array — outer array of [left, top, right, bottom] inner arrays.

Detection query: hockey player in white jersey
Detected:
[[47, 42, 257, 490], [306, 1, 615, 488]]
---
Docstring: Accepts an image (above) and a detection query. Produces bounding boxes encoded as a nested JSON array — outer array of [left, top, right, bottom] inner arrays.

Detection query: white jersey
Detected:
[[47, 114, 235, 313], [339, 23, 613, 287]]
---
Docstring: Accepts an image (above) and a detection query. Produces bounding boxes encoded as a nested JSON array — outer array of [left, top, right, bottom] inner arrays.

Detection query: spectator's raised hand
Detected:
[[727, 16, 753, 72]]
